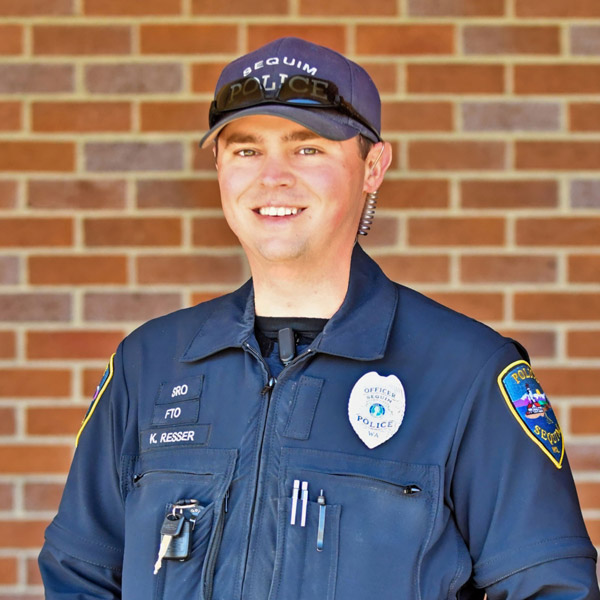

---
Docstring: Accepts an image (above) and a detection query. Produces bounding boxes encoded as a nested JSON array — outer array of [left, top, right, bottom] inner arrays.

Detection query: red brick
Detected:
[[0, 101, 21, 130], [461, 180, 558, 209], [0, 331, 16, 358], [570, 26, 600, 56], [84, 217, 181, 247], [428, 292, 504, 322], [382, 101, 453, 132], [82, 367, 106, 397], [498, 329, 556, 358], [27, 559, 42, 585], [576, 482, 600, 510], [85, 142, 183, 172], [516, 0, 600, 17], [192, 62, 227, 93], [0, 369, 70, 398], [28, 330, 123, 359], [0, 25, 22, 55], [84, 292, 182, 322], [363, 64, 398, 94], [0, 294, 71, 322], [0, 558, 17, 585], [28, 180, 126, 210], [85, 63, 182, 94], [409, 141, 506, 171], [518, 141, 600, 171], [570, 103, 600, 132], [0, 483, 13, 510], [409, 217, 505, 246], [408, 0, 504, 16], [29, 255, 127, 285], [568, 444, 600, 471], [192, 219, 239, 247], [193, 145, 219, 171], [408, 64, 504, 94], [0, 181, 17, 208], [137, 255, 244, 284], [33, 25, 130, 55], [357, 25, 453, 55], [461, 255, 556, 283], [462, 102, 560, 132], [32, 101, 131, 133], [515, 65, 600, 95], [571, 180, 600, 209], [0, 519, 48, 547], [190, 291, 226, 305], [0, 218, 72, 247], [535, 368, 600, 397], [24, 483, 64, 511], [84, 0, 181, 15], [514, 293, 600, 321], [137, 179, 221, 209], [464, 26, 560, 55], [140, 101, 208, 132], [517, 218, 600, 246], [140, 25, 237, 54], [0, 408, 15, 435], [569, 255, 600, 283], [248, 26, 346, 53], [374, 254, 450, 283], [27, 407, 85, 435], [0, 65, 73, 94], [0, 256, 18, 284], [194, 0, 287, 14], [571, 407, 600, 434], [0, 0, 71, 14], [568, 330, 600, 358], [0, 142, 74, 172], [300, 0, 395, 15], [379, 179, 449, 209]]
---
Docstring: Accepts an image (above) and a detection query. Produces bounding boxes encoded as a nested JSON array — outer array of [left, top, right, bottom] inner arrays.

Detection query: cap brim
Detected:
[[199, 104, 380, 149]]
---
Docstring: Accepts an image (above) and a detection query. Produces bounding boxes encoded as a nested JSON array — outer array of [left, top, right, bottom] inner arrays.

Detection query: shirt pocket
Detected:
[[272, 447, 439, 600], [122, 447, 237, 600]]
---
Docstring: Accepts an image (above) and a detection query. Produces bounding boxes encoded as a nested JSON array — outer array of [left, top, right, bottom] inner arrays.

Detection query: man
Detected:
[[39, 37, 599, 599]]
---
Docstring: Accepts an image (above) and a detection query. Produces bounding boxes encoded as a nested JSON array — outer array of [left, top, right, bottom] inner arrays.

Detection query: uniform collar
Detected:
[[180, 244, 397, 363]]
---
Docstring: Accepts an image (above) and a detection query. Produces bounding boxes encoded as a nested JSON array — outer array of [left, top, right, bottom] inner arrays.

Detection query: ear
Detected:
[[212, 143, 219, 169], [363, 141, 392, 194]]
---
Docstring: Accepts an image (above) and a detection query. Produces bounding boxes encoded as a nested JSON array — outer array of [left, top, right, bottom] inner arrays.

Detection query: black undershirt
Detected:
[[254, 316, 328, 376]]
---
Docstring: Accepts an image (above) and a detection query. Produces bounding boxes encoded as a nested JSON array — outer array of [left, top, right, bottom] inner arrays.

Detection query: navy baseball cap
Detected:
[[200, 37, 382, 148]]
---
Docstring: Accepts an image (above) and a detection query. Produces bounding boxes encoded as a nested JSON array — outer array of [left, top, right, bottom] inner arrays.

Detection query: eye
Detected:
[[235, 148, 258, 157], [298, 147, 320, 156]]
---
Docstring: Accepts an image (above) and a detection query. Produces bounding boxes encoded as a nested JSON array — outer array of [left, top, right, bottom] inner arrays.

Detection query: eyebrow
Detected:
[[222, 128, 322, 147]]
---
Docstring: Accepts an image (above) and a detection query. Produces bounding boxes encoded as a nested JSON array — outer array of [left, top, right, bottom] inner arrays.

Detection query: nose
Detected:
[[258, 152, 295, 188]]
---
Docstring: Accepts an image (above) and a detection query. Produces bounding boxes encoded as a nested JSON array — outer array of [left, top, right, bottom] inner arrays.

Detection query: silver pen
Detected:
[[290, 479, 300, 525], [300, 481, 308, 527]]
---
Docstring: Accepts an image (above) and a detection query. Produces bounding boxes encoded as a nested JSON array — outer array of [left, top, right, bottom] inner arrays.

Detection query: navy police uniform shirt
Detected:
[[39, 244, 599, 599]]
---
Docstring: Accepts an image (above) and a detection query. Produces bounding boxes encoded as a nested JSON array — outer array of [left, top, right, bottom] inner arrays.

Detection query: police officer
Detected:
[[39, 37, 599, 599]]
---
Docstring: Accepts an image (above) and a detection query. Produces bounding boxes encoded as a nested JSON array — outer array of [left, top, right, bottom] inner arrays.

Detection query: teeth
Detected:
[[258, 207, 300, 216]]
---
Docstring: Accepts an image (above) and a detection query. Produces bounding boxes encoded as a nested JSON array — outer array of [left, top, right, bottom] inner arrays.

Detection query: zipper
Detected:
[[239, 343, 314, 595], [203, 486, 230, 600], [132, 469, 212, 484]]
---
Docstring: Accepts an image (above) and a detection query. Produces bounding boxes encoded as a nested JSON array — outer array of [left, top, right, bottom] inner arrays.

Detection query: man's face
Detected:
[[215, 115, 379, 269]]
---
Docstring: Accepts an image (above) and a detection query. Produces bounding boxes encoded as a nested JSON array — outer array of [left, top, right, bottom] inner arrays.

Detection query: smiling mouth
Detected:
[[257, 207, 303, 216]]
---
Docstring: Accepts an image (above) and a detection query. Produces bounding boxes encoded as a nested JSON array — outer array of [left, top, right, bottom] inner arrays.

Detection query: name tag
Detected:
[[156, 375, 203, 405], [140, 425, 210, 451]]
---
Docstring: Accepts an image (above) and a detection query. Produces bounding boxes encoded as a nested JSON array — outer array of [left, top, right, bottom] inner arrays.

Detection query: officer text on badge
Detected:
[[348, 372, 406, 449], [498, 360, 564, 469]]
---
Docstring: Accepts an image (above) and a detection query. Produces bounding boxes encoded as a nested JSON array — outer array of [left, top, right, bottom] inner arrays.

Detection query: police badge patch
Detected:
[[498, 359, 563, 469], [76, 353, 115, 447], [348, 371, 405, 449]]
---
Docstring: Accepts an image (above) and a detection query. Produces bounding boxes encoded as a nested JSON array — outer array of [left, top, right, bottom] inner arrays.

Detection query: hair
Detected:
[[357, 135, 374, 160]]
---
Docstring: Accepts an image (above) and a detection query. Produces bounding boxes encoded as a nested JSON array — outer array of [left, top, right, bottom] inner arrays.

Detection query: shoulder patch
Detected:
[[497, 359, 563, 469], [76, 353, 115, 447]]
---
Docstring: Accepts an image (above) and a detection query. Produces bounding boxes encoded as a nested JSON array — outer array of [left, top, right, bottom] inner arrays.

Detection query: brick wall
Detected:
[[1, 0, 599, 594]]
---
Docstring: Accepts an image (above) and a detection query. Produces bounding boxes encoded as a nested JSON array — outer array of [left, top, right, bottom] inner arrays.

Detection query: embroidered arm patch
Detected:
[[497, 360, 564, 469], [76, 353, 115, 447]]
